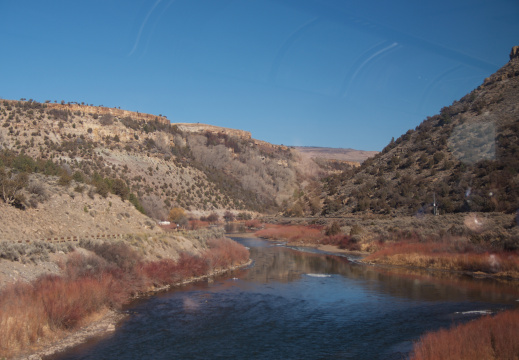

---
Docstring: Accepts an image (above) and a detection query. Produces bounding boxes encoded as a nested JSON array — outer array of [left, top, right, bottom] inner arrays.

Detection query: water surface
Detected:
[[52, 237, 519, 360]]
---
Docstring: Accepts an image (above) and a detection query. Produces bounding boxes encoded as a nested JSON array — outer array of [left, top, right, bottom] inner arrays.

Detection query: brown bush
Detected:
[[411, 310, 519, 360], [204, 237, 250, 269], [255, 224, 323, 243], [0, 237, 250, 358]]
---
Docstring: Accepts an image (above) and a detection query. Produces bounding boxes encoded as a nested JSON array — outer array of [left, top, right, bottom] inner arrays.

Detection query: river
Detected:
[[51, 236, 519, 359]]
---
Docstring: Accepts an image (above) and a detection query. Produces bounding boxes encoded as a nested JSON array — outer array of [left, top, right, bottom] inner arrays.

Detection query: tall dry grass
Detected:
[[411, 310, 519, 360], [204, 237, 250, 269], [0, 237, 249, 358], [256, 224, 324, 243], [365, 237, 519, 277], [255, 224, 361, 250]]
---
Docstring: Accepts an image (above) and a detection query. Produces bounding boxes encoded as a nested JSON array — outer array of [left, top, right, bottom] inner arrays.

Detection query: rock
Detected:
[[510, 46, 519, 60]]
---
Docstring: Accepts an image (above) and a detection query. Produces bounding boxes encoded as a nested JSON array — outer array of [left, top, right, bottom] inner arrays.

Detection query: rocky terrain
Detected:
[[293, 146, 378, 165], [0, 98, 349, 219], [321, 47, 519, 217]]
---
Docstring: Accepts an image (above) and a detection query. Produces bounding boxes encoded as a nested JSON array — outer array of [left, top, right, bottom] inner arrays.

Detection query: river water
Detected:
[[52, 237, 519, 360]]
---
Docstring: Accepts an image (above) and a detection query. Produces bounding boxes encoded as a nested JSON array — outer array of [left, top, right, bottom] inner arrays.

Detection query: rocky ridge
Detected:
[[321, 46, 519, 217]]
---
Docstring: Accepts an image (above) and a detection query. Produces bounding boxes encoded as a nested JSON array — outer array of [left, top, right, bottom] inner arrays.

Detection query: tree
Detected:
[[99, 114, 114, 126], [0, 168, 28, 208], [168, 207, 186, 224], [206, 212, 219, 223], [223, 210, 235, 222], [325, 221, 341, 236], [112, 178, 129, 200]]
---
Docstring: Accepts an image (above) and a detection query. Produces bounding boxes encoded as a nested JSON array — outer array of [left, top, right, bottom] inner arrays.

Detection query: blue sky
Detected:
[[1, 0, 518, 151]]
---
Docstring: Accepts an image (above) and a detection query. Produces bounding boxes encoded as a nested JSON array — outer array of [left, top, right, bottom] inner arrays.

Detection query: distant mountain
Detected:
[[293, 146, 378, 165], [321, 46, 519, 216]]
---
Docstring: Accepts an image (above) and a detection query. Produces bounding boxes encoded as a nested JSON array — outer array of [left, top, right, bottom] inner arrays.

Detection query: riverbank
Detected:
[[1, 233, 250, 359], [19, 258, 252, 360], [229, 232, 369, 257], [254, 213, 519, 280]]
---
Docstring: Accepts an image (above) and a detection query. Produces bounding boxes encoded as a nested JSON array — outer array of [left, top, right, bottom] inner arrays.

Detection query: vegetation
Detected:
[[321, 56, 519, 217], [364, 234, 519, 278], [0, 237, 249, 358], [255, 224, 361, 251], [411, 309, 519, 360], [0, 99, 309, 216], [168, 207, 187, 225]]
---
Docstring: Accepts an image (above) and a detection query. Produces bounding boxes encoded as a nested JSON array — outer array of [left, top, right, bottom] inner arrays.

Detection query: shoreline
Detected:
[[18, 259, 252, 360], [244, 233, 519, 282]]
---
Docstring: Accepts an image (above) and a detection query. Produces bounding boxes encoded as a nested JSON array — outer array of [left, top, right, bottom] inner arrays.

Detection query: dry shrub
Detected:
[[0, 237, 250, 358], [411, 310, 519, 360], [0, 282, 46, 356], [34, 275, 108, 329], [321, 234, 361, 251], [204, 237, 250, 269], [255, 224, 323, 243], [245, 219, 262, 229], [366, 238, 519, 276], [79, 240, 141, 271], [0, 273, 118, 357], [189, 219, 209, 230], [140, 259, 180, 286]]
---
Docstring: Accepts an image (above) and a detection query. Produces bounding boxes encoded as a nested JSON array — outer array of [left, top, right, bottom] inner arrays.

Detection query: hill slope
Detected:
[[0, 101, 304, 219], [321, 47, 519, 216]]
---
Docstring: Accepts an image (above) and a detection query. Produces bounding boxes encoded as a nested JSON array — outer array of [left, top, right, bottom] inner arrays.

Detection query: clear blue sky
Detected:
[[1, 0, 518, 151]]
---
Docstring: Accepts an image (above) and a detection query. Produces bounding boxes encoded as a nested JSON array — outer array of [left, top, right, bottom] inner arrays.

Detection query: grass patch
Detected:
[[365, 234, 519, 277], [411, 309, 519, 360], [255, 224, 361, 250]]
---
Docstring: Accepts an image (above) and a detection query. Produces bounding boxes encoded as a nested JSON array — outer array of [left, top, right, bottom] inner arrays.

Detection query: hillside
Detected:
[[0, 101, 306, 220], [293, 146, 377, 165], [321, 46, 519, 217]]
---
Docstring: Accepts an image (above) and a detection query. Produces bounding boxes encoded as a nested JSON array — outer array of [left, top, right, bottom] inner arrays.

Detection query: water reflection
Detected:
[[234, 237, 519, 305], [52, 237, 519, 360]]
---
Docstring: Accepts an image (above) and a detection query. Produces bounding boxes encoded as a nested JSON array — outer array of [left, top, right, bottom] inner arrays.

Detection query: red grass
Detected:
[[411, 310, 519, 360], [204, 237, 250, 269], [245, 219, 262, 229], [0, 237, 250, 358], [140, 259, 180, 286], [366, 238, 519, 276], [188, 219, 209, 230], [255, 224, 324, 243], [254, 224, 363, 250]]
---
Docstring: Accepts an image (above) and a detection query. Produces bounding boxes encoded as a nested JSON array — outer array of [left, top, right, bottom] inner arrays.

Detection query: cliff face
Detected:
[[174, 123, 252, 140], [44, 103, 171, 126], [43, 103, 257, 141]]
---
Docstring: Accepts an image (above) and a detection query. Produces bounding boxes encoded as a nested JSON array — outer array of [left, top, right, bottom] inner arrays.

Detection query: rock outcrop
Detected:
[[174, 123, 252, 140]]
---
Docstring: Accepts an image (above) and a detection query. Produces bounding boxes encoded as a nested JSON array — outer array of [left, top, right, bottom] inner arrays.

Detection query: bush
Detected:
[[168, 207, 186, 224], [99, 114, 114, 126], [0, 233, 250, 358], [79, 240, 140, 272], [411, 310, 519, 360], [325, 222, 341, 236]]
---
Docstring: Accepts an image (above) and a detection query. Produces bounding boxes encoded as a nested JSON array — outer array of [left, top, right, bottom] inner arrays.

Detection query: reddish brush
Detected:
[[245, 219, 262, 229], [411, 310, 519, 360], [204, 237, 250, 269], [366, 239, 519, 276], [0, 238, 250, 358], [189, 219, 209, 230], [255, 224, 323, 243]]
